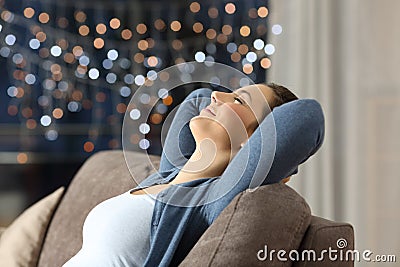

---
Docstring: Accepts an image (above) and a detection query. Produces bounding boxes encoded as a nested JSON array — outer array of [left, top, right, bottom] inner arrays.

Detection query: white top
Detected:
[[62, 190, 156, 267]]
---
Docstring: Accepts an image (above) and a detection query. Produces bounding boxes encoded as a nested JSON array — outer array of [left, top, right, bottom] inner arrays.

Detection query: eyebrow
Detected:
[[235, 90, 252, 103]]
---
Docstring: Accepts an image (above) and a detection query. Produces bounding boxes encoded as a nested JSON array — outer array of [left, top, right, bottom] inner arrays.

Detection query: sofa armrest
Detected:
[[293, 216, 355, 267], [0, 227, 6, 239], [180, 183, 312, 267]]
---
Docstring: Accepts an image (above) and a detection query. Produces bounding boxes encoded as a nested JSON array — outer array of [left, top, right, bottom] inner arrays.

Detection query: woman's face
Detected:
[[190, 84, 275, 148]]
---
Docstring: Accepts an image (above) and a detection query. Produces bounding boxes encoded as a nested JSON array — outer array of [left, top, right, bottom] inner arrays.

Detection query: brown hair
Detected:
[[266, 82, 299, 109]]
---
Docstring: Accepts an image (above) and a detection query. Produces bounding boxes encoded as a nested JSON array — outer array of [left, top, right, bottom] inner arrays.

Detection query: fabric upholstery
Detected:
[[293, 216, 355, 267], [37, 151, 160, 267], [0, 187, 64, 267], [0, 227, 6, 238], [179, 183, 312, 267]]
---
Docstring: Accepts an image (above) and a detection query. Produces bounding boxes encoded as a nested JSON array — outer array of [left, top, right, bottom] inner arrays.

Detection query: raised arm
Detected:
[[207, 98, 325, 220], [159, 88, 212, 173]]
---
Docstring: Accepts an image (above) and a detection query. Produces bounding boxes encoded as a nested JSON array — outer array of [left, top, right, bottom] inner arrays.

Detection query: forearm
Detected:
[[159, 88, 212, 173], [208, 99, 325, 219]]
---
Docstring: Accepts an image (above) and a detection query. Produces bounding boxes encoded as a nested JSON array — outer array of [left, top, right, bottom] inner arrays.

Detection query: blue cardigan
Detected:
[[130, 88, 325, 266]]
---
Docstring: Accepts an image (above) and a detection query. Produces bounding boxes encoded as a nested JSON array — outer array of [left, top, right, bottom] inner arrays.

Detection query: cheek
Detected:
[[221, 105, 255, 128]]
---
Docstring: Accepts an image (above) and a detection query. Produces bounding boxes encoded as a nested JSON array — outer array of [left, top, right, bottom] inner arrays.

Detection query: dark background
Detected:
[[0, 0, 271, 225]]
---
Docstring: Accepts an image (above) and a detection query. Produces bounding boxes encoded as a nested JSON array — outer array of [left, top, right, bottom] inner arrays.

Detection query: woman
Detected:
[[63, 83, 325, 267]]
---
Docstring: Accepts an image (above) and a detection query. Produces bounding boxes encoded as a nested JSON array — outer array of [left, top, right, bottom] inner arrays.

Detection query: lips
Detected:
[[204, 107, 216, 116]]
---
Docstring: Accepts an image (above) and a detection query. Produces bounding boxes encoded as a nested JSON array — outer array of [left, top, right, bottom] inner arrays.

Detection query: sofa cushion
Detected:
[[0, 227, 6, 238], [179, 183, 312, 267], [37, 151, 160, 267], [0, 187, 64, 267]]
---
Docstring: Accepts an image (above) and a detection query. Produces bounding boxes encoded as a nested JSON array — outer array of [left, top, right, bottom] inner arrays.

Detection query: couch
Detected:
[[0, 151, 354, 266]]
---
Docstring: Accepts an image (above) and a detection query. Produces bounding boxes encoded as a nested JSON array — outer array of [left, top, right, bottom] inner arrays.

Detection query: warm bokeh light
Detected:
[[248, 8, 258, 19], [57, 39, 68, 50], [217, 34, 228, 44], [116, 103, 126, 114], [84, 141, 95, 152], [193, 22, 203, 33], [96, 92, 107, 102], [78, 25, 90, 36], [260, 57, 272, 69], [36, 32, 47, 42], [57, 17, 69, 28], [26, 119, 37, 129], [23, 7, 35, 18], [93, 38, 105, 49], [242, 63, 253, 74], [150, 113, 163, 124], [208, 7, 219, 18], [39, 48, 49, 58], [75, 11, 86, 23], [147, 38, 155, 48], [136, 23, 147, 34], [76, 65, 87, 75], [17, 153, 28, 164], [240, 25, 251, 37], [238, 44, 249, 55], [50, 64, 61, 74], [222, 25, 232, 35], [64, 53, 75, 64], [134, 53, 145, 63], [121, 29, 133, 40], [231, 52, 242, 62], [190, 2, 201, 13], [138, 40, 149, 50], [225, 3, 236, 14], [72, 46, 84, 57], [8, 105, 18, 116], [38, 13, 50, 24], [108, 139, 119, 149], [154, 19, 166, 31], [72, 90, 83, 101], [1, 10, 13, 22], [147, 56, 158, 67], [170, 21, 181, 32], [30, 25, 42, 35], [258, 6, 269, 18], [109, 18, 121, 29], [159, 71, 170, 82], [21, 107, 32, 118], [96, 23, 107, 34], [206, 29, 217, 39], [163, 95, 173, 106], [52, 108, 64, 119], [171, 39, 183, 50]]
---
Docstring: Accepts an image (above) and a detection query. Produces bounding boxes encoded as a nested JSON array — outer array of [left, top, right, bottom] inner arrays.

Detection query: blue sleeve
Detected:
[[159, 88, 212, 173], [158, 88, 325, 221], [207, 98, 325, 221]]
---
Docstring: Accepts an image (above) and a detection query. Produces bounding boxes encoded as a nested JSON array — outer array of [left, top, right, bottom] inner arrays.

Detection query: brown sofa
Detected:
[[1, 151, 355, 266]]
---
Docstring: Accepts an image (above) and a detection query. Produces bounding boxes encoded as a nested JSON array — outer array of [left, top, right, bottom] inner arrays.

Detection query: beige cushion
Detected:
[[0, 227, 6, 238], [179, 183, 311, 267], [0, 187, 64, 267]]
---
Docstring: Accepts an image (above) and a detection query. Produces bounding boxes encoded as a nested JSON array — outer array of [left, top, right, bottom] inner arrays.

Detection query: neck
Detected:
[[170, 137, 238, 185]]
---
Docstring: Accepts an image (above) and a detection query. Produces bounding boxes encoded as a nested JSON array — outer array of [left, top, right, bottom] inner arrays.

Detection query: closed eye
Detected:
[[233, 96, 245, 104]]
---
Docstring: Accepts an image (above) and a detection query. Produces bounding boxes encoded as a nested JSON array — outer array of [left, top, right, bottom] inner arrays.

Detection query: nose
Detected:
[[211, 91, 228, 105]]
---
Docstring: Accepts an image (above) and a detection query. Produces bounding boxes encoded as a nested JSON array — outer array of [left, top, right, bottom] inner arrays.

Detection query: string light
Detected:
[[0, 1, 275, 152]]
